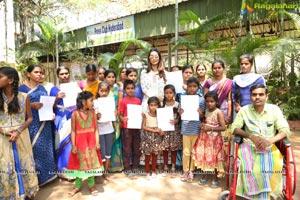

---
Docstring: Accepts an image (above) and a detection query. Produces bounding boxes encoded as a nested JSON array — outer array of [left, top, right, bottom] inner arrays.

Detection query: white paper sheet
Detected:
[[38, 96, 56, 121], [157, 107, 174, 131], [166, 71, 184, 93], [95, 97, 116, 122], [127, 104, 142, 129], [180, 95, 199, 121], [60, 82, 81, 107]]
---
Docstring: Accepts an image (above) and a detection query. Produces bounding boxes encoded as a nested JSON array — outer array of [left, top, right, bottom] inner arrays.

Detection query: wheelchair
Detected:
[[219, 136, 297, 200]]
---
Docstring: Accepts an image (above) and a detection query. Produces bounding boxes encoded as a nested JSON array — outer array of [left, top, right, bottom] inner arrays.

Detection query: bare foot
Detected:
[[103, 174, 112, 182], [89, 186, 98, 196], [68, 187, 80, 197]]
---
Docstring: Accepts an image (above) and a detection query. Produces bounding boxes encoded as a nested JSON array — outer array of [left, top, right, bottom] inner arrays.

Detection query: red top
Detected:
[[119, 97, 141, 128]]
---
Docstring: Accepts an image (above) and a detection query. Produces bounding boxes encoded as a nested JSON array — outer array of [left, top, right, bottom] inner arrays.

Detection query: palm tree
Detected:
[[97, 39, 151, 74], [20, 19, 73, 83], [175, 10, 268, 78]]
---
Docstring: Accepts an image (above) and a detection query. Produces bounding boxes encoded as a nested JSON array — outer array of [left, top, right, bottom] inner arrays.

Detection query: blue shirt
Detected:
[[179, 92, 205, 135]]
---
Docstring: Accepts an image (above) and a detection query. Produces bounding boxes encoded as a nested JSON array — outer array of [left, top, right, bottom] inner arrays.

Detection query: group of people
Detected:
[[0, 47, 290, 200]]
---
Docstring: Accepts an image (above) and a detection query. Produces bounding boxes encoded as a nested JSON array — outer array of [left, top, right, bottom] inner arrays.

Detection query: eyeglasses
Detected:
[[149, 56, 159, 60]]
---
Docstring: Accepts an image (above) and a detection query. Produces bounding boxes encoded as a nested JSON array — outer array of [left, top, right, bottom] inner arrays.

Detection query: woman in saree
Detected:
[[0, 66, 39, 199], [52, 66, 81, 180], [19, 64, 57, 186], [203, 60, 232, 124], [104, 69, 124, 172], [203, 60, 232, 158], [78, 64, 99, 98]]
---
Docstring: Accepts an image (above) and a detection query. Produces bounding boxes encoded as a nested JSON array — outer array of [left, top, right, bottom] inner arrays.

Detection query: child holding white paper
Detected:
[[95, 81, 115, 181], [160, 84, 182, 177], [193, 91, 226, 187], [141, 96, 164, 179], [179, 77, 205, 183], [119, 80, 142, 177]]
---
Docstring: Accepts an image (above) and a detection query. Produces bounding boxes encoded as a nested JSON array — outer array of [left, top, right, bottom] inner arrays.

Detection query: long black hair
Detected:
[[205, 91, 219, 108], [162, 84, 176, 107], [104, 69, 117, 79], [0, 67, 20, 114], [146, 48, 162, 73], [85, 64, 97, 73], [76, 91, 94, 109]]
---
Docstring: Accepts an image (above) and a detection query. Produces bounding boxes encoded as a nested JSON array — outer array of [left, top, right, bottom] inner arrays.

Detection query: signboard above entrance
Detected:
[[86, 15, 135, 47]]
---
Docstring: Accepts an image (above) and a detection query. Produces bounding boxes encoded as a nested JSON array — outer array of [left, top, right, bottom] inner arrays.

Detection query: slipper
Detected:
[[211, 180, 219, 188], [68, 187, 80, 197], [198, 178, 207, 185], [89, 186, 98, 196]]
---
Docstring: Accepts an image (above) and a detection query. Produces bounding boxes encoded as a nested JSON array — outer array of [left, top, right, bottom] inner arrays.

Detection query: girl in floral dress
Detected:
[[141, 96, 164, 179], [193, 91, 226, 187], [161, 84, 182, 177]]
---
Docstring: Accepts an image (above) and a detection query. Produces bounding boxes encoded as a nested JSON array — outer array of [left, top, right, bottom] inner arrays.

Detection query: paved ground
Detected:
[[35, 131, 300, 200]]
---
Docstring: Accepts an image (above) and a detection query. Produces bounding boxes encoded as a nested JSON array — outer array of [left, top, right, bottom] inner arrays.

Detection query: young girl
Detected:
[[95, 81, 115, 181], [0, 66, 39, 199], [161, 85, 182, 177], [104, 69, 123, 172], [67, 91, 103, 197], [125, 67, 143, 102], [140, 96, 164, 178], [192, 91, 226, 187]]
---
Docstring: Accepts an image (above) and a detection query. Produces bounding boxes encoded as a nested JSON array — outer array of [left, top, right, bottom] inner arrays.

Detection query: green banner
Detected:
[[86, 15, 135, 47]]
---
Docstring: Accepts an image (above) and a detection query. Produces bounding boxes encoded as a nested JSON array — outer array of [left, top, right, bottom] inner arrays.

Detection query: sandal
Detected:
[[187, 172, 194, 183], [211, 180, 219, 188], [68, 187, 80, 197], [199, 178, 207, 185], [89, 186, 98, 196]]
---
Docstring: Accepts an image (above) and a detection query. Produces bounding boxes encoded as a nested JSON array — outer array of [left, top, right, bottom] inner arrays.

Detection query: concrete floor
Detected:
[[34, 131, 300, 200]]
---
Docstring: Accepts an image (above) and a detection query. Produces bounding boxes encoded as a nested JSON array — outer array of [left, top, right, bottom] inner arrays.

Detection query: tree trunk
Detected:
[[289, 53, 296, 91], [47, 54, 50, 82]]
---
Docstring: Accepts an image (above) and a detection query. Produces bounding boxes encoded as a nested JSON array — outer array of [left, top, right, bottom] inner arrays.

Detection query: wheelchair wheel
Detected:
[[282, 151, 296, 199], [290, 161, 296, 195], [218, 190, 230, 200]]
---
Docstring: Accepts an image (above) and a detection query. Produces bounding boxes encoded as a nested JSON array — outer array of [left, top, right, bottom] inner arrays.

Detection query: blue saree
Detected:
[[51, 86, 76, 178], [19, 84, 57, 186]]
